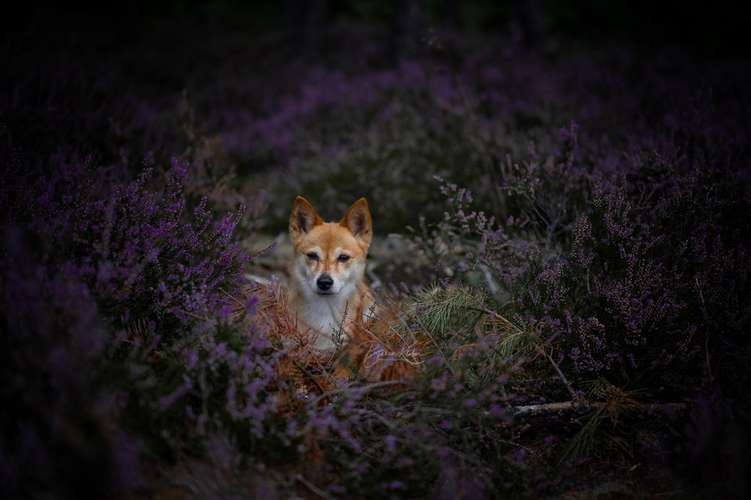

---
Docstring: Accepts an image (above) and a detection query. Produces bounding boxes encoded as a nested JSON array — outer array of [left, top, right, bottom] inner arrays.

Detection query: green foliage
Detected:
[[412, 284, 486, 339]]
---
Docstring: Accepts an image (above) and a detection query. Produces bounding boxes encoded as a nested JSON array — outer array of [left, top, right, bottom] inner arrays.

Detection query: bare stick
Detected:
[[503, 400, 688, 417], [295, 474, 332, 499], [536, 345, 578, 400]]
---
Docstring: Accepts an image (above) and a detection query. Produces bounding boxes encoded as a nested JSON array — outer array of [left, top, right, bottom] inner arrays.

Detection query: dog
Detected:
[[287, 196, 375, 353]]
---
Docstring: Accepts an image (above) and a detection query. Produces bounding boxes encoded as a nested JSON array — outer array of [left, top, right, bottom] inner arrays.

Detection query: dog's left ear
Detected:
[[340, 197, 372, 249]]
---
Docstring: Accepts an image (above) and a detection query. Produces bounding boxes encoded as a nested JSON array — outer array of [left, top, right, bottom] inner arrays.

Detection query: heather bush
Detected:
[[229, 44, 602, 234], [1, 227, 142, 498], [2, 151, 291, 496], [3, 13, 750, 498], [28, 156, 247, 332], [411, 115, 751, 399]]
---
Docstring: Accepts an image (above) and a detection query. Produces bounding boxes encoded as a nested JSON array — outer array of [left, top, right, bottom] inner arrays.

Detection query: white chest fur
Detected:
[[295, 294, 352, 352]]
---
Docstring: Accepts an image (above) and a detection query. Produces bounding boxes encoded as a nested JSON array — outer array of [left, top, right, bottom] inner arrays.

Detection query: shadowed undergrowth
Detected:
[[2, 21, 750, 499]]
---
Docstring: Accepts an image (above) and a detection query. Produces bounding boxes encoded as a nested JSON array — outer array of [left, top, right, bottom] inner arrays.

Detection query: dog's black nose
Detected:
[[316, 274, 333, 291]]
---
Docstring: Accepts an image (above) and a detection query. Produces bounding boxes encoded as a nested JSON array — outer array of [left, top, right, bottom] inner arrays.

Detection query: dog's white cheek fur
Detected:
[[294, 257, 317, 297]]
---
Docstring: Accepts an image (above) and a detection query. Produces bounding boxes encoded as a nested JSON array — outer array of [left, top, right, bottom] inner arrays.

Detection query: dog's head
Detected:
[[289, 196, 372, 298]]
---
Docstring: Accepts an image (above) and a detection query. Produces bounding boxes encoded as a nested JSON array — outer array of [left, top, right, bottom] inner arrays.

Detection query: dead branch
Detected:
[[504, 400, 688, 417], [536, 345, 578, 400]]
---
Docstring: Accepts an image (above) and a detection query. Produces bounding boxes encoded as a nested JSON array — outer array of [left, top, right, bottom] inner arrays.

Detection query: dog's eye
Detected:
[[306, 252, 319, 261], [337, 254, 350, 262]]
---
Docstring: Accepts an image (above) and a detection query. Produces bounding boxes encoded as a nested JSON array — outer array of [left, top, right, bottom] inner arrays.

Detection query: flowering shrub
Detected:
[[2, 16, 750, 498], [1, 228, 140, 498], [2, 151, 291, 496], [418, 128, 751, 393], [24, 154, 246, 328]]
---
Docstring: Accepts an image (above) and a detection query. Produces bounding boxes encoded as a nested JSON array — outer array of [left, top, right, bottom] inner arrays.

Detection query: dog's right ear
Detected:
[[289, 196, 322, 245]]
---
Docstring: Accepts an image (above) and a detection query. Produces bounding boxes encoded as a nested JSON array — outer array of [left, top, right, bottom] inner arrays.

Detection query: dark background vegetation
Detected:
[[2, 1, 750, 498]]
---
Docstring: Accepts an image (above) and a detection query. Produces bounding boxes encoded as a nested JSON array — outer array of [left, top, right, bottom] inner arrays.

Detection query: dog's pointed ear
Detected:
[[340, 197, 372, 249], [290, 196, 322, 245]]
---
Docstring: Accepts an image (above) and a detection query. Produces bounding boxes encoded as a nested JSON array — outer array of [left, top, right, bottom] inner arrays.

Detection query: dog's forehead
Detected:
[[302, 222, 362, 254]]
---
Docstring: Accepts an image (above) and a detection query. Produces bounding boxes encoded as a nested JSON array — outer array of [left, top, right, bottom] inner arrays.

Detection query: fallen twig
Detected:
[[536, 345, 578, 400], [295, 474, 332, 499], [503, 400, 688, 417]]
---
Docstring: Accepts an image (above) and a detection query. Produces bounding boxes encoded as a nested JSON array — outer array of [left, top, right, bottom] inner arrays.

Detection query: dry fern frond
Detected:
[[125, 317, 151, 340], [335, 298, 425, 384], [239, 283, 334, 412], [243, 283, 424, 406]]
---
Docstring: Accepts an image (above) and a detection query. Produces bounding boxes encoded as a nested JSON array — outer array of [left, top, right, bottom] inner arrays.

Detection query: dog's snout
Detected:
[[316, 274, 334, 291]]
